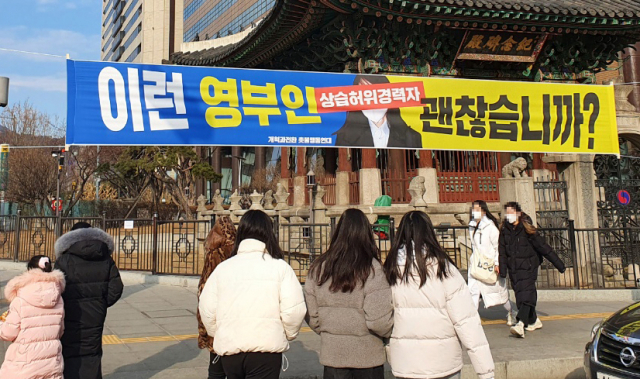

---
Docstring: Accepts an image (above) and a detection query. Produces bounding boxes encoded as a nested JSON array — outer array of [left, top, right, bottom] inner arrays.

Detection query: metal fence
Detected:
[[3, 212, 640, 289]]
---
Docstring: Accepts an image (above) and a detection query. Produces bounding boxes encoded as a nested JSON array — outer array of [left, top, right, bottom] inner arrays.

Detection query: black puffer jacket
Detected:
[[498, 217, 565, 308], [54, 227, 124, 379]]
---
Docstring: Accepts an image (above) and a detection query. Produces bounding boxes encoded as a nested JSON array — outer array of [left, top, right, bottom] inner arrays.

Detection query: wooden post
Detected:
[[255, 147, 266, 171], [232, 146, 242, 191], [418, 150, 433, 168], [533, 153, 544, 170], [280, 147, 290, 179], [296, 148, 306, 176], [324, 148, 338, 176], [338, 148, 351, 172], [212, 147, 222, 193], [361, 149, 377, 169]]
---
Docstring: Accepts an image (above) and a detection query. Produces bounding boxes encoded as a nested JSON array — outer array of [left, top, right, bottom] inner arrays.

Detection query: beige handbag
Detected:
[[469, 227, 498, 285]]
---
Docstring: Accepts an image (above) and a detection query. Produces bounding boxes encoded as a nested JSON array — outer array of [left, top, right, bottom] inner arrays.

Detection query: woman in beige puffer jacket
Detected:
[[383, 211, 495, 379]]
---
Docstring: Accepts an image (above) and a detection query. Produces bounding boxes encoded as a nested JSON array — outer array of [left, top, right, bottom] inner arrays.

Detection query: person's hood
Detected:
[[469, 216, 493, 230], [5, 269, 65, 308], [54, 227, 114, 260], [205, 216, 236, 259]]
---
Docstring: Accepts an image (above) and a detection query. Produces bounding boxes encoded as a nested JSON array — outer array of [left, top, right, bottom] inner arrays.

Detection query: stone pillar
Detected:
[[211, 147, 222, 193], [336, 148, 351, 206], [544, 154, 601, 287], [336, 172, 350, 206], [543, 154, 598, 229], [249, 191, 264, 210], [228, 190, 242, 211], [359, 149, 381, 206], [231, 146, 242, 191], [293, 148, 307, 207], [274, 183, 290, 211], [293, 176, 307, 207], [499, 177, 536, 226]]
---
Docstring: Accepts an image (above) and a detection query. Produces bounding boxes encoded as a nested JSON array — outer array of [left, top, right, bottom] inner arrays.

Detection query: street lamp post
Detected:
[[307, 169, 316, 262], [0, 77, 9, 108], [51, 149, 65, 236], [231, 155, 246, 190]]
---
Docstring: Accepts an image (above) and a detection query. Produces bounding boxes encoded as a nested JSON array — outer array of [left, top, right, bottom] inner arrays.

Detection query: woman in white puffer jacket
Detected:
[[383, 211, 494, 379], [468, 200, 516, 325], [199, 210, 307, 379]]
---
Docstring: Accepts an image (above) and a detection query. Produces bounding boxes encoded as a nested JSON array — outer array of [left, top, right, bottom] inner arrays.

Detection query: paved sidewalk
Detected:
[[0, 269, 629, 379]]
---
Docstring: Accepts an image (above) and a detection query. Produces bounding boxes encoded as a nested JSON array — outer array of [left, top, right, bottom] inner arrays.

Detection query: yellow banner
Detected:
[[387, 76, 618, 155]]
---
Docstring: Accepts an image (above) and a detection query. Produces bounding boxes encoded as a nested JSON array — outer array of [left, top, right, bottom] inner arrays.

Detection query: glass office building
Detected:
[[183, 0, 274, 42]]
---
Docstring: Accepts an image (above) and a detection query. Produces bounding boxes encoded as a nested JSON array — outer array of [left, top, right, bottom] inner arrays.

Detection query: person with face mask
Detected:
[[333, 75, 422, 148], [498, 202, 566, 338], [468, 200, 516, 325]]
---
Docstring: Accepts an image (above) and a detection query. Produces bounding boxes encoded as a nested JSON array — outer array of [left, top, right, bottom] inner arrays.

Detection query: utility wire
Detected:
[[0, 48, 66, 59], [1, 146, 65, 149]]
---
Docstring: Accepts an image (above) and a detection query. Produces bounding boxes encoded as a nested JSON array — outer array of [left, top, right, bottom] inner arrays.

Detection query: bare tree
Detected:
[[62, 146, 121, 217], [98, 147, 221, 219], [0, 101, 64, 212]]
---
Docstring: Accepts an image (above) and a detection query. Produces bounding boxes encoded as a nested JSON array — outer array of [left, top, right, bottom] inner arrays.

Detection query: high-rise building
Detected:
[[101, 0, 184, 63], [183, 0, 274, 43]]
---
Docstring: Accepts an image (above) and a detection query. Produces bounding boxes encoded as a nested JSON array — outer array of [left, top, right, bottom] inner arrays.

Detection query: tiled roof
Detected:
[[429, 1, 640, 18], [168, 0, 640, 68]]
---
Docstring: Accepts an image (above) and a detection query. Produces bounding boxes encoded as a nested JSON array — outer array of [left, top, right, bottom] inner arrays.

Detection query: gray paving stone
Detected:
[[110, 324, 166, 336], [143, 309, 193, 318]]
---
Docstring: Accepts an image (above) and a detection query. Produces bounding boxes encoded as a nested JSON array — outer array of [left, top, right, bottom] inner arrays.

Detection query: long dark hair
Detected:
[[308, 208, 380, 293], [231, 210, 283, 259], [332, 75, 409, 142], [384, 211, 453, 287], [471, 200, 499, 230], [27, 255, 52, 273], [500, 201, 537, 235]]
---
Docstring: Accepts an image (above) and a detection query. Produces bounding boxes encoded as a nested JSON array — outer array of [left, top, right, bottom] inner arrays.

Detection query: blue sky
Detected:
[[0, 0, 100, 119]]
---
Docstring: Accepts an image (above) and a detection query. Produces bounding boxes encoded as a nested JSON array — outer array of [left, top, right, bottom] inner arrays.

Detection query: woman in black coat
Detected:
[[54, 222, 124, 379], [498, 202, 565, 339]]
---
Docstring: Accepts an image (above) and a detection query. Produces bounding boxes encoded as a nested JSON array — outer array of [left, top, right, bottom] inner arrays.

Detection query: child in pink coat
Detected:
[[0, 255, 66, 379]]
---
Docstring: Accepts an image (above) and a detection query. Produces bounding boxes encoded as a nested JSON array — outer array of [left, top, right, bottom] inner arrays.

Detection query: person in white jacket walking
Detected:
[[199, 210, 307, 379], [468, 200, 516, 325], [383, 211, 494, 379]]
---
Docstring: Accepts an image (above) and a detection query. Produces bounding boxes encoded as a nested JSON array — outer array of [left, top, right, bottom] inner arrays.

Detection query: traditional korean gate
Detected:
[[593, 139, 640, 284], [533, 173, 573, 282], [595, 148, 640, 228], [534, 172, 569, 229]]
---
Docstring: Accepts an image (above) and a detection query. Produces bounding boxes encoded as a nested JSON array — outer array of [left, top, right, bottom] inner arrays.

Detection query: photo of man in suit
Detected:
[[333, 75, 423, 149]]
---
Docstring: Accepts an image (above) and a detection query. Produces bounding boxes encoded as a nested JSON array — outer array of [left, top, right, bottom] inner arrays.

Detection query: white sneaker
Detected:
[[510, 321, 525, 338], [507, 313, 515, 326], [526, 318, 543, 332]]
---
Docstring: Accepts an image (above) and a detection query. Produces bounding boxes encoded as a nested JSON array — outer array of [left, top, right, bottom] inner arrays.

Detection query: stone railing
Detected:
[[196, 175, 477, 227]]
